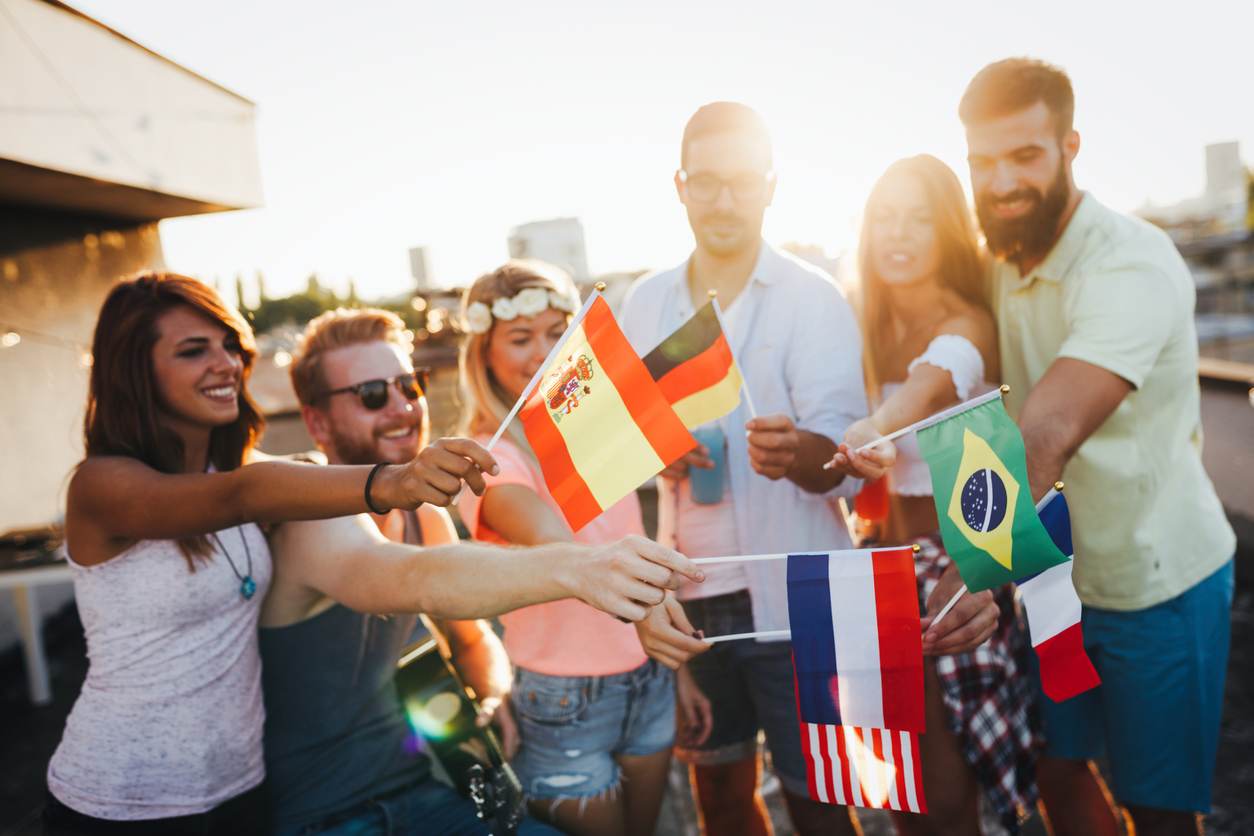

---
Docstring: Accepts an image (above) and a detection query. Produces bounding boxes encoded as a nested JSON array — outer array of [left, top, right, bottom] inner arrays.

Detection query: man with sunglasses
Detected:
[[619, 102, 870, 836], [256, 308, 703, 836]]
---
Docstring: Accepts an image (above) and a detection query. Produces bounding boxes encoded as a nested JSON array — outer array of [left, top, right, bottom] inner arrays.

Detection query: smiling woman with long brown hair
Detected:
[[43, 273, 498, 836]]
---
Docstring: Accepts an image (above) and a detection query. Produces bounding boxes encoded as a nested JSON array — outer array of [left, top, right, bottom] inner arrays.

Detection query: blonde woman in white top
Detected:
[[827, 156, 1039, 836]]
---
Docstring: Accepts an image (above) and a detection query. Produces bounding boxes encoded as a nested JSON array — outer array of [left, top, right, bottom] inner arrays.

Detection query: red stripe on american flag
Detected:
[[873, 548, 926, 733], [582, 298, 694, 466], [654, 333, 735, 404], [520, 395, 602, 531]]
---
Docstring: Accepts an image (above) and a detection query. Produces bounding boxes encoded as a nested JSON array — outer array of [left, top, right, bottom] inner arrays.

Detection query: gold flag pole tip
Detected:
[[999, 384, 1010, 393], [595, 282, 606, 292], [912, 544, 921, 553], [708, 289, 718, 298], [1054, 481, 1064, 492]]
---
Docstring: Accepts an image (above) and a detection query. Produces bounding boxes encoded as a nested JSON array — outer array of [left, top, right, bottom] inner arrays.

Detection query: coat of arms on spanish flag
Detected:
[[520, 296, 696, 531], [642, 301, 743, 429]]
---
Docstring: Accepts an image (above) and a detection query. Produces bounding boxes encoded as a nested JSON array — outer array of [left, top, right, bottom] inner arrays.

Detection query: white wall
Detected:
[[0, 0, 262, 210]]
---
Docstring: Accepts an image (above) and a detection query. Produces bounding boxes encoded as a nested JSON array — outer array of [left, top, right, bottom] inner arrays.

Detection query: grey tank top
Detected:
[[259, 511, 431, 832]]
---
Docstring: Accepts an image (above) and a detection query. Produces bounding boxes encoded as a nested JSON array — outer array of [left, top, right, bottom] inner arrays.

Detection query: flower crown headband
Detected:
[[465, 286, 580, 335]]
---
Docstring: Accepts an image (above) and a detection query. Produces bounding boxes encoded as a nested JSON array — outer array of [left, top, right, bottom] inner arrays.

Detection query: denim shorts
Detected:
[[678, 590, 810, 798], [509, 660, 675, 800], [1034, 558, 1234, 813]]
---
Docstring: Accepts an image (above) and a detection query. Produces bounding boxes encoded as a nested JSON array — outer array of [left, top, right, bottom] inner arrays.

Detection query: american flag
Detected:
[[799, 722, 927, 813]]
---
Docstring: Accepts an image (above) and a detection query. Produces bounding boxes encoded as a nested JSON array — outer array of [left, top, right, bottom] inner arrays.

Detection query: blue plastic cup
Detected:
[[688, 425, 727, 505]]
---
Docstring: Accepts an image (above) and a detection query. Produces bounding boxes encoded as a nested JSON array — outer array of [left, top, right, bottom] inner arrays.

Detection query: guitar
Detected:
[[395, 636, 524, 836]]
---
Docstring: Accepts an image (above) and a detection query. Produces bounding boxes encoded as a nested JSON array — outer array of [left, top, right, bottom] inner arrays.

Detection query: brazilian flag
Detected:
[[916, 397, 1068, 592]]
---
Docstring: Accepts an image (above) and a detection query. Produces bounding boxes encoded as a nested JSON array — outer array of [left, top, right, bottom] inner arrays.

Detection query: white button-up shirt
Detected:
[[620, 240, 868, 638]]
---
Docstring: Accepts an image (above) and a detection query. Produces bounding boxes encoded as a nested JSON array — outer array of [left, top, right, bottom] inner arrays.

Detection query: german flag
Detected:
[[521, 297, 696, 531], [641, 302, 743, 429]]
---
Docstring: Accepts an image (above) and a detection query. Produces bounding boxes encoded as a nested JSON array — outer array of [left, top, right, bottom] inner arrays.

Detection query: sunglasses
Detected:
[[320, 368, 430, 411]]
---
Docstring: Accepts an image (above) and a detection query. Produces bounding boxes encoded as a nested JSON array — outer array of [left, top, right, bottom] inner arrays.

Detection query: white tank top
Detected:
[[883, 334, 997, 497], [47, 523, 272, 819]]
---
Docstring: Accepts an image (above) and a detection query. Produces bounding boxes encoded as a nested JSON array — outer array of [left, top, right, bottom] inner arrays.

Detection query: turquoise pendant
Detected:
[[241, 576, 256, 600]]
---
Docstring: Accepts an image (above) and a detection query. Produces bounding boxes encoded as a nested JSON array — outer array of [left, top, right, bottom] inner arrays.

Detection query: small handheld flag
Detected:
[[799, 722, 927, 813], [641, 299, 744, 428], [520, 296, 695, 531], [1020, 488, 1101, 702], [916, 394, 1069, 592], [787, 548, 924, 733]]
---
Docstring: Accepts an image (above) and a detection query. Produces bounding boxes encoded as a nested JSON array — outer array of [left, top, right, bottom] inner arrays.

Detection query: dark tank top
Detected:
[[260, 511, 431, 832]]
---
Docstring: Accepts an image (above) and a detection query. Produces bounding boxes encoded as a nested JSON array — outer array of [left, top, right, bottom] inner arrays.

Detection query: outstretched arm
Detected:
[[267, 513, 703, 622], [67, 437, 498, 566], [1017, 357, 1132, 501]]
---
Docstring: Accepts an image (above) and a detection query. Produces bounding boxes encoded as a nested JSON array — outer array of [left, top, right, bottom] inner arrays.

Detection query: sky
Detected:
[[70, 0, 1254, 306]]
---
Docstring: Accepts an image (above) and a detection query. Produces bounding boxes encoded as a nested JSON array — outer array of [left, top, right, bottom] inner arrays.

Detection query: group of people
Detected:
[[40, 57, 1234, 836]]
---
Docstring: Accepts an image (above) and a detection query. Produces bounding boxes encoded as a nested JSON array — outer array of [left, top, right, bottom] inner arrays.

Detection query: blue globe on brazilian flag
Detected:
[[916, 394, 1068, 592]]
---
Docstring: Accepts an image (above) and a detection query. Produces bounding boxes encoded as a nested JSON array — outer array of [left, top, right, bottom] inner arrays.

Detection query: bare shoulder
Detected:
[[937, 296, 996, 348], [269, 514, 383, 564]]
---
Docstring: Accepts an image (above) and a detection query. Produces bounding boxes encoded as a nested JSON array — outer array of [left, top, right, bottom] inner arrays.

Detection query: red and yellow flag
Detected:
[[521, 297, 696, 531]]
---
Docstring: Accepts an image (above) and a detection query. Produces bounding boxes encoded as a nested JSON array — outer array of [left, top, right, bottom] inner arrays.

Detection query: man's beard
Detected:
[[976, 163, 1071, 263], [329, 421, 423, 466], [697, 213, 755, 257]]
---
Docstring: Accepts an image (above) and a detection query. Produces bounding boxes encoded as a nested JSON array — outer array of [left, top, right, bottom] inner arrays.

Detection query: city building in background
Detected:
[[0, 0, 261, 664], [1136, 142, 1254, 364], [507, 217, 590, 282], [408, 245, 434, 290]]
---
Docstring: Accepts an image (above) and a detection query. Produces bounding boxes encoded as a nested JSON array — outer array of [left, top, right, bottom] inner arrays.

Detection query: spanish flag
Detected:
[[641, 302, 743, 429], [521, 297, 696, 531], [915, 396, 1069, 592]]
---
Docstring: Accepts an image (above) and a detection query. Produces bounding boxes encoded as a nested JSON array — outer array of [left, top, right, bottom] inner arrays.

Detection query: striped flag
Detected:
[[786, 548, 925, 732], [1020, 491, 1101, 702], [520, 296, 696, 531], [799, 722, 927, 813], [641, 301, 743, 429]]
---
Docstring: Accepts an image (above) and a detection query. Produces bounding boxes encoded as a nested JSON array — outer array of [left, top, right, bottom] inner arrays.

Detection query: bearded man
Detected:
[[256, 308, 701, 836], [947, 58, 1235, 836]]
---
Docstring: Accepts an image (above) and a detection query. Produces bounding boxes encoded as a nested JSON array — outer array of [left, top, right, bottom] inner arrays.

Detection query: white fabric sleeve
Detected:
[[906, 334, 986, 401]]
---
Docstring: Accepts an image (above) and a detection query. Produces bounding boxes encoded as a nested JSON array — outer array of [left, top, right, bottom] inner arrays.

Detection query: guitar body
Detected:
[[396, 637, 524, 835]]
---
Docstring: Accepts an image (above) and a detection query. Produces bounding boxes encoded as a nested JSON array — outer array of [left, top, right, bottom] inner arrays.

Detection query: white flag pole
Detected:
[[704, 629, 791, 644], [847, 385, 1009, 457], [452, 284, 603, 506], [708, 291, 758, 419]]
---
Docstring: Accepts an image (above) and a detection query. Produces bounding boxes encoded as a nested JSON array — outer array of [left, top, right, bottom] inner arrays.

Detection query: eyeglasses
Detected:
[[679, 169, 775, 203], [319, 368, 430, 411]]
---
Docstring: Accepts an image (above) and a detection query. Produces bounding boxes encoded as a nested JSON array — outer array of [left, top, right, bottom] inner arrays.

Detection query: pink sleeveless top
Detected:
[[459, 436, 649, 677], [48, 524, 272, 819]]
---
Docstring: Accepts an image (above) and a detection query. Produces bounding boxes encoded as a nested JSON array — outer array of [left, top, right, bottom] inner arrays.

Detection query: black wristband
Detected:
[[364, 462, 392, 515]]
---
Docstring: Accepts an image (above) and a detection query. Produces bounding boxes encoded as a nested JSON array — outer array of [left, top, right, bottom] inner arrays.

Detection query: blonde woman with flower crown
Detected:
[[456, 260, 677, 836]]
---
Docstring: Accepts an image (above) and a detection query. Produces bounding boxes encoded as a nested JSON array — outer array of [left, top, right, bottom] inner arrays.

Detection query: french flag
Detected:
[[786, 548, 925, 733], [1019, 490, 1101, 702]]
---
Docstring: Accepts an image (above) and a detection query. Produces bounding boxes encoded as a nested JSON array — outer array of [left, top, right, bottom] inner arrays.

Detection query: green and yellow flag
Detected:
[[916, 395, 1068, 591]]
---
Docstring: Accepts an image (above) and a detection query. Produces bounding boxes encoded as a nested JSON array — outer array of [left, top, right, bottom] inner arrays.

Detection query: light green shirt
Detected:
[[994, 193, 1234, 611]]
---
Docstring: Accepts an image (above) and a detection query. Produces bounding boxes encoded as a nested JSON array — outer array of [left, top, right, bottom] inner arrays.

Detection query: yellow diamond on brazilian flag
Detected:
[[916, 396, 1068, 592]]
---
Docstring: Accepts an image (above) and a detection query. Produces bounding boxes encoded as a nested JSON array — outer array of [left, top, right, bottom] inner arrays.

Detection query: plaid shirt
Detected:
[[877, 532, 1042, 834]]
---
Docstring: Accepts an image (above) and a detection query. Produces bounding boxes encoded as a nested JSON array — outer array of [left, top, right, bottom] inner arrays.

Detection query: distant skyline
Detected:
[[68, 0, 1254, 306]]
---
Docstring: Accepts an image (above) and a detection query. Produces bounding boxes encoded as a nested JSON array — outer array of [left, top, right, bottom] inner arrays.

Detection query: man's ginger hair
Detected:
[[289, 307, 408, 407]]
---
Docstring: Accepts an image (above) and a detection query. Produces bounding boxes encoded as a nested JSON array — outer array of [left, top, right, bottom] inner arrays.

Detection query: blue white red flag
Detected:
[[1019, 491, 1101, 702], [786, 548, 925, 732], [798, 722, 927, 812]]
